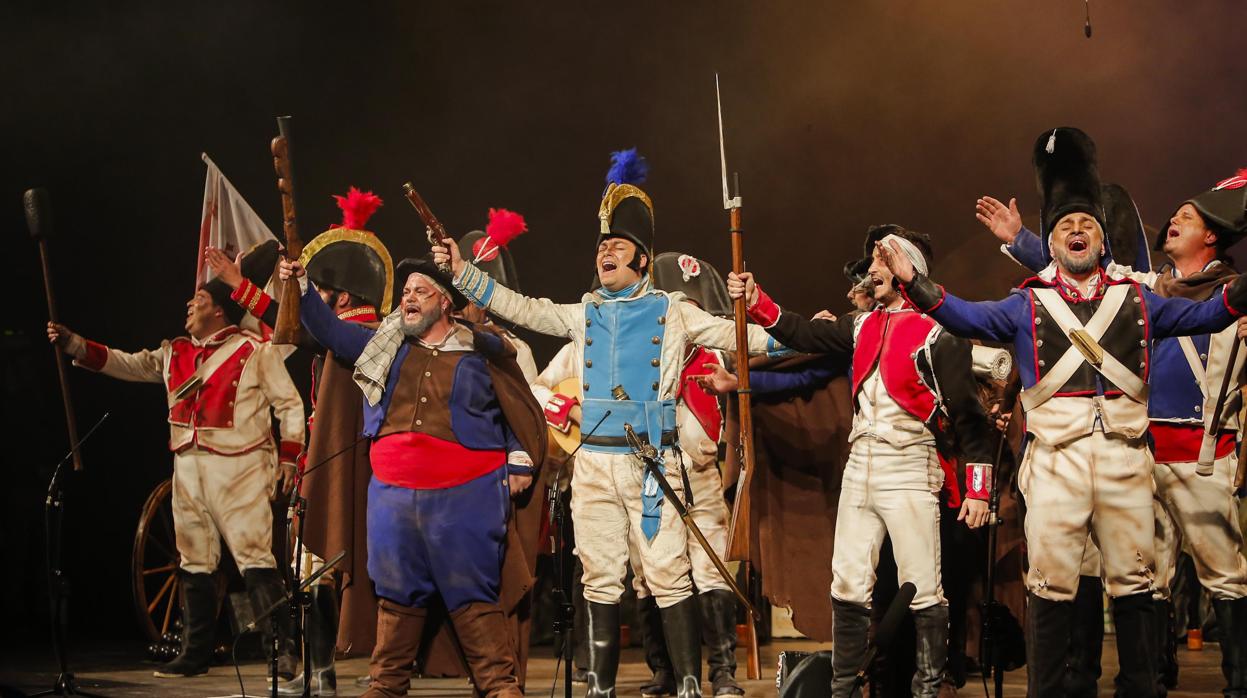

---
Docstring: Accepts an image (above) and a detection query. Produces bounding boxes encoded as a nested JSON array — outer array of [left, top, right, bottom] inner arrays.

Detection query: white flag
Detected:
[[195, 153, 277, 288]]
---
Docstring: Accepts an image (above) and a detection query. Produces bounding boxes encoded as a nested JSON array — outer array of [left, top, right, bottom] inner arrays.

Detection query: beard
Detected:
[[400, 301, 443, 338], [1054, 247, 1100, 275]]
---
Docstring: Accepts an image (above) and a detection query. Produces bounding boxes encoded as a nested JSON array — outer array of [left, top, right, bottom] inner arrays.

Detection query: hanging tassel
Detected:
[[1045, 129, 1058, 154]]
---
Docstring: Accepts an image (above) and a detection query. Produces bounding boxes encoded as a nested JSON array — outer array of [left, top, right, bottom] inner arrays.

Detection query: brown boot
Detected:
[[362, 599, 426, 698], [450, 602, 522, 698]]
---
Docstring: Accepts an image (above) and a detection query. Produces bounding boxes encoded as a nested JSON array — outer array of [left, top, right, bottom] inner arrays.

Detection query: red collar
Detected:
[[1053, 268, 1106, 301]]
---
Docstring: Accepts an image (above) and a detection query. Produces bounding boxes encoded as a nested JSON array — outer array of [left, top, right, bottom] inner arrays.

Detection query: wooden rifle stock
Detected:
[[723, 203, 761, 680], [271, 116, 303, 345], [400, 183, 454, 274]]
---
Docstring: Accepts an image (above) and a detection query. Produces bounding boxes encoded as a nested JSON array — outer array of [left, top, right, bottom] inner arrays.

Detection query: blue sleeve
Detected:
[[1144, 285, 1237, 340], [299, 284, 374, 362], [1006, 226, 1046, 273], [750, 360, 839, 395], [917, 288, 1027, 344]]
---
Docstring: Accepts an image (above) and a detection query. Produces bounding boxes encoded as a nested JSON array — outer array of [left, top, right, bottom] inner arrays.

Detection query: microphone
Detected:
[[854, 582, 917, 688], [1084, 0, 1092, 38], [24, 188, 53, 240]]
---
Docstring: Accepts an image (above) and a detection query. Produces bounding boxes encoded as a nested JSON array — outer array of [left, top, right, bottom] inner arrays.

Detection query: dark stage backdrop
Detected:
[[2, 1, 1244, 645]]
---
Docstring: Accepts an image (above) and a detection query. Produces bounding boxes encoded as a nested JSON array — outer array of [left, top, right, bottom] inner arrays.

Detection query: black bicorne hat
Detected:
[[394, 256, 468, 311], [203, 239, 281, 325], [300, 230, 394, 313], [650, 252, 732, 317]]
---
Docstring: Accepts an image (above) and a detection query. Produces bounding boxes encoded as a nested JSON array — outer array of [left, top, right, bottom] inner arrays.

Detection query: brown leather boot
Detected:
[[450, 602, 522, 698], [362, 599, 426, 698]]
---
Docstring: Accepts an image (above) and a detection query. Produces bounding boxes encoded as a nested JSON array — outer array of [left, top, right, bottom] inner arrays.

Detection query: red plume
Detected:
[[486, 208, 528, 247], [333, 187, 384, 230]]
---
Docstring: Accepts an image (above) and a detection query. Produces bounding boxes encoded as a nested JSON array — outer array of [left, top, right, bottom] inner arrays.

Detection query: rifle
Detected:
[[716, 74, 762, 680], [400, 183, 454, 274], [26, 189, 84, 471], [270, 116, 303, 345]]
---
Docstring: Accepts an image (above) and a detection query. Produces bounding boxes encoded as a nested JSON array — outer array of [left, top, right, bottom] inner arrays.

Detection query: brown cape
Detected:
[[725, 352, 853, 641], [301, 323, 547, 686]]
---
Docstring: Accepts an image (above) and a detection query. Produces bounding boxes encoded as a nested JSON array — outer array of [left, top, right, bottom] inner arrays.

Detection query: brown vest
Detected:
[[377, 343, 465, 441]]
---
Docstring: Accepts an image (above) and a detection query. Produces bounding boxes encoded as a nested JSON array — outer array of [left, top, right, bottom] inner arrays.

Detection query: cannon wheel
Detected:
[[132, 478, 181, 642]]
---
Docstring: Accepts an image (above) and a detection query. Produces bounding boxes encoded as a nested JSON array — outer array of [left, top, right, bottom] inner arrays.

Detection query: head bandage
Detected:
[[881, 234, 929, 277]]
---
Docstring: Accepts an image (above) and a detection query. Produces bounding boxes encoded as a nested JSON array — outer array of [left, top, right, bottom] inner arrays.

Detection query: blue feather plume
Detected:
[[605, 148, 649, 186]]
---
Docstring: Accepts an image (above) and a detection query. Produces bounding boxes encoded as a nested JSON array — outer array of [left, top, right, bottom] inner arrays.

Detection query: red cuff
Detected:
[[545, 394, 579, 433], [279, 439, 303, 466], [747, 286, 781, 328], [79, 340, 110, 372], [1223, 286, 1243, 318], [965, 463, 992, 500], [231, 278, 273, 320], [900, 281, 945, 314]]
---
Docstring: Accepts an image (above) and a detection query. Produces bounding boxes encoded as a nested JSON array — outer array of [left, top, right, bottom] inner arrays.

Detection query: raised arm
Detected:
[[299, 283, 374, 362], [1145, 278, 1247, 339], [677, 299, 789, 357], [49, 322, 167, 383], [725, 270, 855, 356]]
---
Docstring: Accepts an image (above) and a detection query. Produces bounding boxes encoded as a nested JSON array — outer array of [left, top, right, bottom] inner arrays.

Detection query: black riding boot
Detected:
[[831, 599, 871, 698], [1067, 576, 1104, 698], [912, 605, 948, 698], [700, 589, 743, 696], [153, 571, 217, 678], [244, 567, 298, 682], [279, 584, 339, 696], [638, 595, 676, 697], [1112, 592, 1159, 698], [585, 601, 621, 698], [1213, 597, 1247, 698], [660, 597, 703, 698], [1027, 593, 1074, 698], [1156, 598, 1178, 691]]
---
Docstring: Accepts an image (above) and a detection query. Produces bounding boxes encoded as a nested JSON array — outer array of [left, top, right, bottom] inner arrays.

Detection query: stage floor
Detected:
[[0, 639, 1229, 696]]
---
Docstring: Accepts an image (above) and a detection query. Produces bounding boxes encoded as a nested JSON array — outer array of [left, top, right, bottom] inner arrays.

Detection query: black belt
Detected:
[[583, 431, 676, 448]]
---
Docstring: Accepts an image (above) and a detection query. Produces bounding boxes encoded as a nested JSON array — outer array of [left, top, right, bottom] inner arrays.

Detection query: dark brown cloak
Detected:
[[725, 353, 854, 641]]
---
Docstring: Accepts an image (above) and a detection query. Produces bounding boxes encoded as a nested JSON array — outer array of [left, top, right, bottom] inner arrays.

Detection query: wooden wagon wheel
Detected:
[[132, 478, 181, 642]]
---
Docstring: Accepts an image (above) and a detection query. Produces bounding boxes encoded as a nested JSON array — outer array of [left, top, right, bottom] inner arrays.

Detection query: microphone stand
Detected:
[[279, 436, 366, 698], [980, 386, 1018, 698], [32, 412, 110, 698], [550, 410, 610, 698], [248, 552, 346, 698]]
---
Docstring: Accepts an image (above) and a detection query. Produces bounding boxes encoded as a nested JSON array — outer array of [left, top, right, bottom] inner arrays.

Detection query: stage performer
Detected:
[[983, 165, 1247, 696], [728, 224, 995, 698], [432, 150, 783, 698], [278, 254, 546, 698], [207, 186, 396, 695], [876, 127, 1247, 698], [48, 241, 303, 681]]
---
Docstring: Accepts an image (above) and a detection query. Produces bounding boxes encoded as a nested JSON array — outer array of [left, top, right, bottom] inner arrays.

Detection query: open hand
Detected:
[[204, 247, 245, 289], [273, 462, 298, 500], [430, 230, 463, 276], [726, 271, 759, 307], [813, 309, 837, 321], [958, 498, 990, 530], [975, 196, 1023, 244], [876, 240, 915, 284], [693, 363, 739, 395]]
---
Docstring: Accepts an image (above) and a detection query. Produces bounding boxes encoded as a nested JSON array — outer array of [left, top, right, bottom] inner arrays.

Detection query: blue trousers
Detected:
[[367, 466, 509, 612]]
